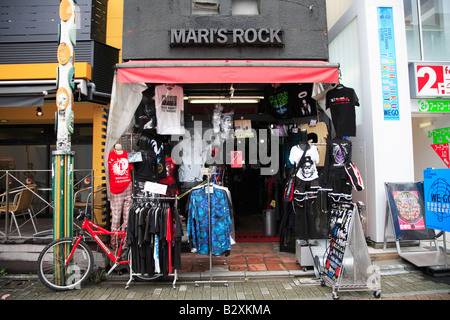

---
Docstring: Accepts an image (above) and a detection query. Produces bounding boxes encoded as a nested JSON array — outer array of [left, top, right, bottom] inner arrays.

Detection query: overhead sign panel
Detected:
[[410, 63, 450, 98]]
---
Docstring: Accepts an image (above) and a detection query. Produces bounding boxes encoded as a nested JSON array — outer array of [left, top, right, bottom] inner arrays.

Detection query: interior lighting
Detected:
[[188, 96, 262, 104], [36, 107, 44, 117]]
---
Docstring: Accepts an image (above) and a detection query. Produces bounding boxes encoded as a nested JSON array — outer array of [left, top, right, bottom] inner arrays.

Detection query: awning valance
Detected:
[[116, 60, 340, 84]]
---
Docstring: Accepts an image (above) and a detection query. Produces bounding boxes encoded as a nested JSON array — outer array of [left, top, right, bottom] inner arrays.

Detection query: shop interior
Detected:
[[123, 81, 334, 242]]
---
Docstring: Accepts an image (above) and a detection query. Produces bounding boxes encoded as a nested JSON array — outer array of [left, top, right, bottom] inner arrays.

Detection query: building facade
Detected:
[[1, 0, 448, 245]]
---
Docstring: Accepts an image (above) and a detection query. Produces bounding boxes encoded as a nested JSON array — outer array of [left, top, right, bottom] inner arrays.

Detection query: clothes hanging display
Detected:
[[288, 131, 322, 241], [300, 122, 328, 167], [187, 184, 233, 256], [154, 84, 185, 135], [177, 131, 210, 183], [290, 83, 317, 117], [264, 84, 292, 119], [133, 130, 167, 195], [127, 198, 182, 278], [325, 85, 360, 137], [134, 86, 157, 132], [322, 138, 353, 195]]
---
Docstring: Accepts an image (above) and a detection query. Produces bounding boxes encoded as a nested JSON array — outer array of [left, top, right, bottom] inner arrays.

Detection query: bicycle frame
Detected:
[[66, 218, 130, 267]]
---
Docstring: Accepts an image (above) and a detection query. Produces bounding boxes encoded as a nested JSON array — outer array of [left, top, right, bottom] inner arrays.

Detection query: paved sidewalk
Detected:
[[1, 260, 449, 302]]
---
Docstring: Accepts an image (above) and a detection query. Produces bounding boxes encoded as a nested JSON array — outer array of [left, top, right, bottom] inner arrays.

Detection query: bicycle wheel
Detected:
[[37, 237, 94, 291]]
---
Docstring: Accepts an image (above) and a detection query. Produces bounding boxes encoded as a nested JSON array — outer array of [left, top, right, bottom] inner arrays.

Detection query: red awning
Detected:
[[116, 60, 340, 84]]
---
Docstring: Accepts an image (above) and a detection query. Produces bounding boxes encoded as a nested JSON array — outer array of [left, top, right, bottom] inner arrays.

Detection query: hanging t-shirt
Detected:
[[108, 150, 133, 194], [155, 85, 185, 135], [289, 83, 317, 117], [134, 86, 156, 132], [326, 86, 360, 137], [177, 136, 209, 183], [133, 150, 158, 182], [264, 84, 292, 119], [289, 144, 320, 181]]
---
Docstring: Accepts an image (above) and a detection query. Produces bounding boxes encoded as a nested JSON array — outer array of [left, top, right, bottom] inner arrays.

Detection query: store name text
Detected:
[[170, 28, 283, 47]]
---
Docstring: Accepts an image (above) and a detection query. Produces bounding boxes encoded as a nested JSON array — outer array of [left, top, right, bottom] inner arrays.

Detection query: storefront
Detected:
[[106, 59, 341, 243], [103, 1, 375, 268]]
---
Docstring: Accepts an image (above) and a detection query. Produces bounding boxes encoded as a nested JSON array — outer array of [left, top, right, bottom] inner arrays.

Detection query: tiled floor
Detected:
[[179, 242, 301, 273]]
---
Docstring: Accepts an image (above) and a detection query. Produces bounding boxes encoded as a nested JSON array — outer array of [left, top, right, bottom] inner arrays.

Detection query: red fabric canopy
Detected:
[[116, 60, 339, 84]]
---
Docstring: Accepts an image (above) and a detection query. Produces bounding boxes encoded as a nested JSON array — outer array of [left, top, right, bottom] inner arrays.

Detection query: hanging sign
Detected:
[[410, 64, 450, 98], [230, 151, 243, 168], [429, 127, 450, 145], [431, 144, 450, 168], [378, 7, 400, 121], [418, 99, 450, 113], [423, 168, 450, 232]]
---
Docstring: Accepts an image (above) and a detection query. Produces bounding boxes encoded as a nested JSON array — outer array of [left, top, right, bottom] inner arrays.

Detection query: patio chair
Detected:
[[73, 185, 105, 223], [0, 184, 37, 237]]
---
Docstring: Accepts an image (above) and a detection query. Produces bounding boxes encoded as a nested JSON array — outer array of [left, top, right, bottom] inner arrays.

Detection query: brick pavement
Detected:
[[1, 269, 449, 301]]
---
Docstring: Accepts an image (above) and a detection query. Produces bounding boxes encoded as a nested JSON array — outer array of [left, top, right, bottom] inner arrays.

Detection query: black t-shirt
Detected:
[[133, 150, 158, 182], [326, 86, 360, 137], [289, 83, 317, 117], [264, 84, 292, 119], [134, 86, 156, 132]]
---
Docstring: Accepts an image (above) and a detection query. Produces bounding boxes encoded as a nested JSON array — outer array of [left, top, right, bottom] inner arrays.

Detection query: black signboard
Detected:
[[385, 182, 436, 241], [324, 202, 354, 282]]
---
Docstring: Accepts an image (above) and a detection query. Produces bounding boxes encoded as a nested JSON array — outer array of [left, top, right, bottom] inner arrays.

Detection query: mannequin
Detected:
[[108, 143, 133, 245], [133, 129, 166, 196], [288, 130, 322, 242]]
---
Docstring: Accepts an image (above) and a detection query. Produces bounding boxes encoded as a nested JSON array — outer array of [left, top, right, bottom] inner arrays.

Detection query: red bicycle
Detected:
[[36, 212, 135, 291]]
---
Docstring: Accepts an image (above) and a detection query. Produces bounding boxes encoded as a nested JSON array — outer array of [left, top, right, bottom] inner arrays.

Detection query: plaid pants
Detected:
[[110, 183, 132, 232]]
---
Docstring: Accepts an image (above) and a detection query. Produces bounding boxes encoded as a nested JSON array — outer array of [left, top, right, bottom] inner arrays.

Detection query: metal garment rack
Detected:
[[126, 194, 179, 289], [320, 202, 381, 300], [195, 169, 228, 287]]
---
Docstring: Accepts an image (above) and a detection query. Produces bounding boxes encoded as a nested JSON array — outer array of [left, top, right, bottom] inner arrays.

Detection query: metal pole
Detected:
[[4, 171, 9, 239]]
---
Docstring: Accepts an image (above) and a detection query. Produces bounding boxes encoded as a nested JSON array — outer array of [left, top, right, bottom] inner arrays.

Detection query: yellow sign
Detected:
[[57, 42, 71, 65], [56, 87, 70, 110], [59, 0, 73, 22]]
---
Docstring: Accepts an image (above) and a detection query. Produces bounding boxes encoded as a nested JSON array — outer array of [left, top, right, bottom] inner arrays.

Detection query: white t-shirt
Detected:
[[177, 137, 210, 182], [155, 85, 185, 135], [289, 144, 320, 181]]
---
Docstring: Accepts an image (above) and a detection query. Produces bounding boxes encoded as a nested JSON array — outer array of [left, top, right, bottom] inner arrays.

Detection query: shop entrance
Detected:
[[106, 59, 340, 247]]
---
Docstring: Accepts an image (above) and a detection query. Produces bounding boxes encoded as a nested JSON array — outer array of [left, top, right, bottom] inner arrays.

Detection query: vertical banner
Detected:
[[378, 7, 400, 121]]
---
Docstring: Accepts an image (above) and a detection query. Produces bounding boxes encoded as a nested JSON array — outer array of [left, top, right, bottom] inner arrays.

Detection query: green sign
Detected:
[[429, 127, 450, 144], [418, 100, 450, 113]]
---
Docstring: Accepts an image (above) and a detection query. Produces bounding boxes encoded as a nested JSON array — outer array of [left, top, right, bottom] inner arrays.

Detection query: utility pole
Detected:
[[53, 0, 76, 240]]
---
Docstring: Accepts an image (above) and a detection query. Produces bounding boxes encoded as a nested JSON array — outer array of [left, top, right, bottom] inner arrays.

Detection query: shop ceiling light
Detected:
[[418, 121, 433, 128], [36, 107, 43, 117], [188, 96, 262, 104]]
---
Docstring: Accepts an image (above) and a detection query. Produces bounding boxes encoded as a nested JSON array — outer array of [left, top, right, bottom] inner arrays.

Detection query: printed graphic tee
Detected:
[[155, 85, 185, 135], [264, 84, 292, 119], [108, 151, 133, 194], [289, 144, 320, 181], [326, 86, 360, 137], [289, 83, 317, 117]]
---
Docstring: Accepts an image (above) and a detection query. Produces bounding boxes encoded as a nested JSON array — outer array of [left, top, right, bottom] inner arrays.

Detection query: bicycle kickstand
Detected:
[[107, 262, 120, 278]]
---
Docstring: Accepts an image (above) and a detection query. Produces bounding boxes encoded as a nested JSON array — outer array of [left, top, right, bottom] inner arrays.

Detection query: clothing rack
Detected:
[[194, 168, 228, 287], [126, 193, 179, 289]]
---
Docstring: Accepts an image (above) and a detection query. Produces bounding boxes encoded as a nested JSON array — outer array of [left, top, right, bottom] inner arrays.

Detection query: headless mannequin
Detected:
[[292, 129, 323, 242], [299, 129, 308, 151], [108, 142, 132, 250], [114, 143, 123, 155]]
